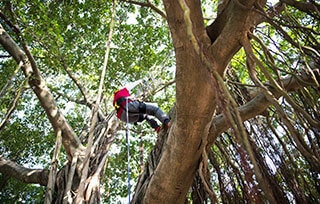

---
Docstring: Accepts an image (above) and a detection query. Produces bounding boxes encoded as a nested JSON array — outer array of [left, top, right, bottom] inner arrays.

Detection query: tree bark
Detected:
[[0, 157, 48, 186], [209, 68, 320, 138], [143, 1, 215, 203], [142, 0, 270, 202], [137, 0, 320, 202]]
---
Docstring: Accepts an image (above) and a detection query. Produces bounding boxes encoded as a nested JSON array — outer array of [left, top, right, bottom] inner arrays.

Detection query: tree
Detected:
[[0, 0, 319, 203]]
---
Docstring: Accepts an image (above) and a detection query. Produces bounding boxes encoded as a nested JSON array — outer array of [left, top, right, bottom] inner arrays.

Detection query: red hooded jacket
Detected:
[[113, 88, 131, 118]]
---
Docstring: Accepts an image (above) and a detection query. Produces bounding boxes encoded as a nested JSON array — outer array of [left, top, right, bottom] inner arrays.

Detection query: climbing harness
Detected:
[[114, 95, 146, 123], [125, 97, 131, 203]]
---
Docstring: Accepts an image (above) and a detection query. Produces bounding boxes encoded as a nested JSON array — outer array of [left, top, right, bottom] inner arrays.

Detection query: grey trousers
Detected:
[[119, 100, 169, 127]]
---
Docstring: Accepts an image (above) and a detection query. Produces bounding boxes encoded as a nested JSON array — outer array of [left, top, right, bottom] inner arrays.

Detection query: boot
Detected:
[[163, 119, 171, 129], [146, 117, 160, 132]]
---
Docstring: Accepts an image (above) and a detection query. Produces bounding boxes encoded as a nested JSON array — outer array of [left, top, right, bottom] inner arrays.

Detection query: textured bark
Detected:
[[142, 0, 269, 202], [132, 68, 320, 203], [0, 157, 48, 186], [132, 124, 171, 203], [143, 1, 215, 202], [131, 0, 320, 202], [209, 69, 320, 141], [280, 0, 320, 19]]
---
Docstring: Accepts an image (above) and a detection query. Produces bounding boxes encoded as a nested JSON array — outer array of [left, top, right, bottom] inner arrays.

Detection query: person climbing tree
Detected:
[[113, 80, 170, 132]]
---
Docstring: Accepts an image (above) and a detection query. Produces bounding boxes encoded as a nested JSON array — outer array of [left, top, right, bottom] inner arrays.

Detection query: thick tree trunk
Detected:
[[132, 0, 320, 202], [142, 1, 215, 203], [139, 0, 267, 202]]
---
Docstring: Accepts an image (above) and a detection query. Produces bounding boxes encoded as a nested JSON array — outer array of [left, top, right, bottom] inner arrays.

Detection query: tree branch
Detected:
[[121, 0, 167, 19], [0, 62, 26, 131], [280, 0, 320, 20], [59, 56, 93, 108], [0, 23, 84, 160], [209, 68, 320, 142], [0, 157, 48, 186], [45, 129, 62, 204]]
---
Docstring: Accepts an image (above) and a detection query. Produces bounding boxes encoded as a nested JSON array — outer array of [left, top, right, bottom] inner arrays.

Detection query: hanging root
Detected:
[[199, 150, 218, 204]]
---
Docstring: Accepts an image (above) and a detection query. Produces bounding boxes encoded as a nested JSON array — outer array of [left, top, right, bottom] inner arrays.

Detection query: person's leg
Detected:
[[143, 102, 170, 125], [145, 115, 161, 132], [119, 101, 170, 132]]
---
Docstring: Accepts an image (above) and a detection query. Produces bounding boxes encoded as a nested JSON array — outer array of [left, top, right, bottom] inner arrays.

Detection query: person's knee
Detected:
[[145, 103, 159, 115]]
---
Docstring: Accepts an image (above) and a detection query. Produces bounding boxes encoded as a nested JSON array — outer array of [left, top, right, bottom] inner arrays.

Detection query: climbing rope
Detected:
[[125, 97, 131, 203]]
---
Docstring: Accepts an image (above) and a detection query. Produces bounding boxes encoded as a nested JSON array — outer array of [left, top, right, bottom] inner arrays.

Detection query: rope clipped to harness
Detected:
[[125, 97, 131, 203]]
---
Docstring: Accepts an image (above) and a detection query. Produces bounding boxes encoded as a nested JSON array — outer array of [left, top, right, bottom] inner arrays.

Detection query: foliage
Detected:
[[0, 0, 319, 203], [0, 178, 44, 203], [0, 0, 174, 201]]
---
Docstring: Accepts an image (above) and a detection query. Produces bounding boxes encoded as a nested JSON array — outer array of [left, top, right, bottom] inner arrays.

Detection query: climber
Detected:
[[113, 80, 170, 133]]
